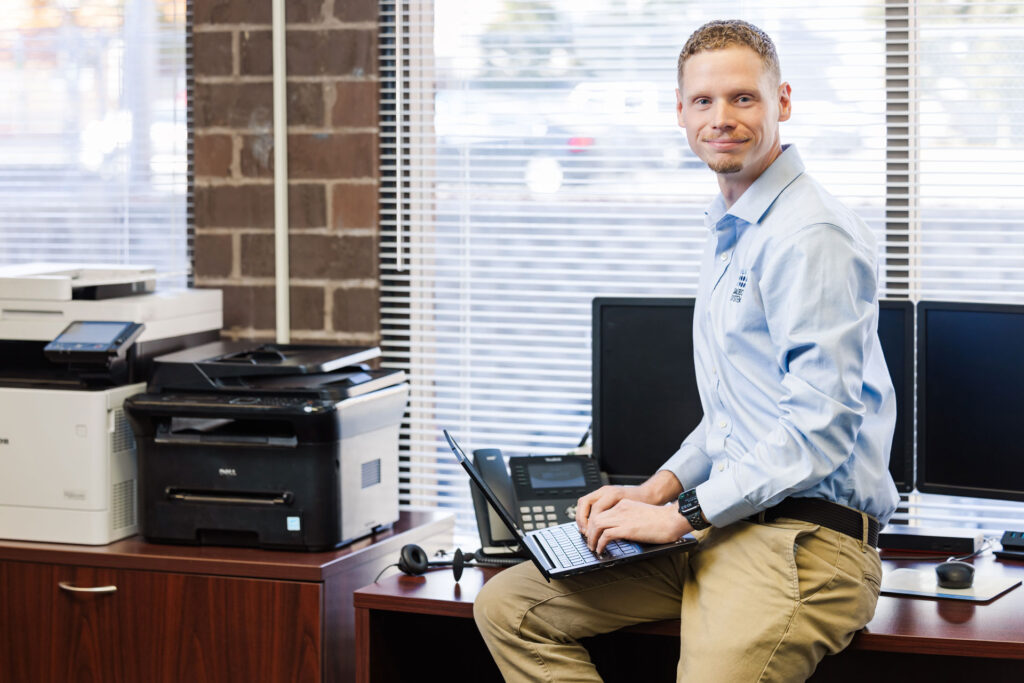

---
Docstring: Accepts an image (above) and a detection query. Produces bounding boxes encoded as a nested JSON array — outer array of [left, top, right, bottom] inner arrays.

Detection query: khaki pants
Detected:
[[473, 518, 882, 682]]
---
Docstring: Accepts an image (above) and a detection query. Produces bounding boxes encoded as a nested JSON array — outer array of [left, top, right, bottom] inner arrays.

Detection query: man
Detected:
[[473, 19, 899, 682]]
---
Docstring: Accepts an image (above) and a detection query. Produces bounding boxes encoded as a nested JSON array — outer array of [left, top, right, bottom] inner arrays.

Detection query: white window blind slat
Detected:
[[0, 0, 190, 282]]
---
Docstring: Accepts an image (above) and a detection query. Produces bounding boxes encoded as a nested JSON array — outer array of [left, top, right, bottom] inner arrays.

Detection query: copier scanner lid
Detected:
[[0, 262, 156, 301], [148, 341, 396, 398]]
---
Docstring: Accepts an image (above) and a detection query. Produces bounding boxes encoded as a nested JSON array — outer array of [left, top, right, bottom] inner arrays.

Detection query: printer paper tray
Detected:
[[167, 488, 294, 506]]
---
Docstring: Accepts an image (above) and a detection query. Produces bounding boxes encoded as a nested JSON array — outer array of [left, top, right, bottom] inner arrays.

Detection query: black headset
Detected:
[[398, 544, 471, 581], [377, 543, 524, 583]]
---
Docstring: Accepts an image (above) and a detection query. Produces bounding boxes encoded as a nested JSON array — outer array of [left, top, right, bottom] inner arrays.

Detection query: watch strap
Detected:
[[678, 488, 711, 530]]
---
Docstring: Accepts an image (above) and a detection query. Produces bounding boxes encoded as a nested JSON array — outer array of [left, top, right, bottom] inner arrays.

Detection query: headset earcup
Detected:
[[398, 544, 430, 575], [452, 548, 466, 582]]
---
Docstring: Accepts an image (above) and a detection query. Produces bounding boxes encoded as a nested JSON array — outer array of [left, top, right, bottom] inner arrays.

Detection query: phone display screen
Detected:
[[528, 461, 587, 490]]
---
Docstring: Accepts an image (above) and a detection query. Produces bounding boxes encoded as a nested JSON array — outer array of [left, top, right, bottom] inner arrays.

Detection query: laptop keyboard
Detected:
[[539, 523, 641, 567]]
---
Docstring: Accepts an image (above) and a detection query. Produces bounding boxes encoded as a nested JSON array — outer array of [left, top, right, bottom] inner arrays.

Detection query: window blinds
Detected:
[[380, 1, 1024, 537], [0, 0, 191, 284]]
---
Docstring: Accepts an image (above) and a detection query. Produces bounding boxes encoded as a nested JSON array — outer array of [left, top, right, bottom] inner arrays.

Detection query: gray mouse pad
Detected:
[[881, 568, 1021, 602]]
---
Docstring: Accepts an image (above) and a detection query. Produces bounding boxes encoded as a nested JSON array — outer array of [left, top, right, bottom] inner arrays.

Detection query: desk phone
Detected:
[[508, 455, 603, 529]]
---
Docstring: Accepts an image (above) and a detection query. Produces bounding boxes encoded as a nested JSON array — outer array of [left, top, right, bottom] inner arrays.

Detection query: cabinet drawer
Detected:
[[1, 560, 322, 683]]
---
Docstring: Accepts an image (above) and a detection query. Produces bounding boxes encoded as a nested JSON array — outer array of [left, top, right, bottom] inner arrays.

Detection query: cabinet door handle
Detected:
[[58, 581, 117, 594]]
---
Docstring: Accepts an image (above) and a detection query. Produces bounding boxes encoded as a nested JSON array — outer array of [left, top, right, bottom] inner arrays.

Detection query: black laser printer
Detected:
[[124, 341, 408, 551]]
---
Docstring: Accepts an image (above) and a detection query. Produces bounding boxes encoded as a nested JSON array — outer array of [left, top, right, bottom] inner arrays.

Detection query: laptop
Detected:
[[444, 430, 697, 580]]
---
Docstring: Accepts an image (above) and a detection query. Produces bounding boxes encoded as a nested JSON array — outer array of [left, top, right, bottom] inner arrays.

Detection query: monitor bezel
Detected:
[[879, 299, 915, 493], [591, 296, 697, 485], [916, 299, 1024, 502], [592, 297, 916, 492]]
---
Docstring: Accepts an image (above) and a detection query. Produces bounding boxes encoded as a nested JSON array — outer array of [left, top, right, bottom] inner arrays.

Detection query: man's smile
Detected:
[[703, 137, 749, 150]]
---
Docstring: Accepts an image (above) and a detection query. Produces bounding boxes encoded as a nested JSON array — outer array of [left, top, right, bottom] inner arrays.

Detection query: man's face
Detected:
[[676, 46, 791, 190]]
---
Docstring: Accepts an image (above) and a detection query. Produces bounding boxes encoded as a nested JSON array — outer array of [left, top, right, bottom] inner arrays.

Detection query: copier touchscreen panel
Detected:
[[54, 321, 133, 346], [44, 320, 143, 361]]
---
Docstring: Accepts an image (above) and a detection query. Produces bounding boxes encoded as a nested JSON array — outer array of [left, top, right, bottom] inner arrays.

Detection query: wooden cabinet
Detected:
[[2, 562, 321, 682], [0, 511, 452, 683]]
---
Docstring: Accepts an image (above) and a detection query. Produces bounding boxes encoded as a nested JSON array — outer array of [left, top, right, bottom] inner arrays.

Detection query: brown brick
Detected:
[[194, 82, 272, 130], [220, 284, 325, 332], [332, 287, 379, 333], [239, 133, 274, 178], [289, 234, 377, 279], [237, 186, 328, 275], [195, 184, 274, 228], [293, 29, 377, 77], [194, 0, 271, 25], [331, 81, 377, 127], [221, 285, 274, 330], [289, 184, 328, 228], [288, 133, 376, 179], [332, 183, 377, 230], [288, 82, 325, 127], [240, 233, 275, 277], [193, 234, 234, 278], [239, 30, 272, 75], [242, 130, 374, 180], [241, 29, 376, 77], [289, 287, 325, 330], [216, 84, 321, 140], [287, 0, 325, 23], [334, 0, 377, 23], [195, 134, 233, 177], [241, 29, 378, 77], [193, 31, 233, 77]]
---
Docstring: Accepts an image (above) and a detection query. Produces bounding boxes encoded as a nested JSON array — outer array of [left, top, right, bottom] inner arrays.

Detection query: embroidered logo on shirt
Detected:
[[730, 269, 748, 303]]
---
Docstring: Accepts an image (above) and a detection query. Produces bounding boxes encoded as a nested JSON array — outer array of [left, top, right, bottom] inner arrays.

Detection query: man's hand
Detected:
[[583, 499, 692, 554], [575, 484, 652, 533], [575, 470, 684, 533]]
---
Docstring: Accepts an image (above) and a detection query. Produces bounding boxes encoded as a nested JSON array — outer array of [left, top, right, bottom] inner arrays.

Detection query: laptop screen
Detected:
[[444, 430, 553, 576], [444, 430, 525, 542]]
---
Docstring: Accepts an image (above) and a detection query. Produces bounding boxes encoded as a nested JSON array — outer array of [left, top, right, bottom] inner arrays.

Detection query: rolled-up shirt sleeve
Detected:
[[696, 223, 877, 527]]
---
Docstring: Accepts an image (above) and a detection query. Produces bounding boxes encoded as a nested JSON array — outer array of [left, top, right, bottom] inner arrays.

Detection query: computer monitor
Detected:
[[916, 301, 1024, 502], [592, 298, 701, 484], [877, 300, 914, 493], [592, 297, 915, 490]]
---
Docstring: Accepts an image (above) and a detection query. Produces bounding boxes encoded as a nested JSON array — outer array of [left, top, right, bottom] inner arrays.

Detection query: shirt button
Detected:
[[718, 420, 727, 429], [720, 253, 729, 261], [718, 462, 726, 472]]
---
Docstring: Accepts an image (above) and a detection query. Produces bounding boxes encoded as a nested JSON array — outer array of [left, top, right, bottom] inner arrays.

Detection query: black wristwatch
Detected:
[[678, 488, 711, 531]]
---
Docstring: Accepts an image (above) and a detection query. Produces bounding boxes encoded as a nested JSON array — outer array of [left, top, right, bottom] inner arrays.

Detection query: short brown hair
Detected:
[[677, 20, 780, 86]]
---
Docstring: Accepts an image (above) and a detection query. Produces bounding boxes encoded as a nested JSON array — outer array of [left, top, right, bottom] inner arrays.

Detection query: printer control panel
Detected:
[[44, 320, 144, 364]]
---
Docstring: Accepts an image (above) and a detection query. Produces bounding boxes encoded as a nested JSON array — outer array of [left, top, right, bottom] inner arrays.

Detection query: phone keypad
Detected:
[[520, 504, 567, 529]]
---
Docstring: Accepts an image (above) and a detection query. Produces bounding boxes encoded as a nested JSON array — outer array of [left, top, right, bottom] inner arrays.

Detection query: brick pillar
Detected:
[[192, 0, 380, 345]]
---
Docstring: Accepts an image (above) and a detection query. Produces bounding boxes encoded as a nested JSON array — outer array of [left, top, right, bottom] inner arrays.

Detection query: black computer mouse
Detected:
[[935, 560, 975, 589]]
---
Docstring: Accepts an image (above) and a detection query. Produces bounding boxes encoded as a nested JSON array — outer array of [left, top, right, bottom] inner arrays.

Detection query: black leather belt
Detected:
[[747, 497, 879, 547]]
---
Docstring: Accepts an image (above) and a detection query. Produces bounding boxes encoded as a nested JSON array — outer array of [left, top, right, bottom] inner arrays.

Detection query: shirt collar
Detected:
[[704, 144, 805, 231]]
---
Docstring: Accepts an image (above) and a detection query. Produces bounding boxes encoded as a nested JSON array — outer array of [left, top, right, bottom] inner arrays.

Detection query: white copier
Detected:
[[0, 263, 222, 545]]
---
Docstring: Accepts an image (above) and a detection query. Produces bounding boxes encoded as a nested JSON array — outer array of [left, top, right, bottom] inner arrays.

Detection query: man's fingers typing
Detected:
[[592, 525, 624, 555], [576, 486, 623, 531], [575, 490, 598, 531]]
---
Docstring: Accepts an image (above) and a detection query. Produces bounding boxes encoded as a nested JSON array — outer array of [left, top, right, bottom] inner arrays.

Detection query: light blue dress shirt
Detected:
[[659, 145, 900, 527]]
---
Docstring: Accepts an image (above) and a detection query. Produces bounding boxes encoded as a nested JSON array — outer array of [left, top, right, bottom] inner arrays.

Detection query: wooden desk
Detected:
[[354, 553, 1024, 682], [0, 510, 453, 683]]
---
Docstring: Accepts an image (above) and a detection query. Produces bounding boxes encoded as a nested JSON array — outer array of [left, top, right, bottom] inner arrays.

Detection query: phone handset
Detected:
[[470, 448, 522, 555]]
